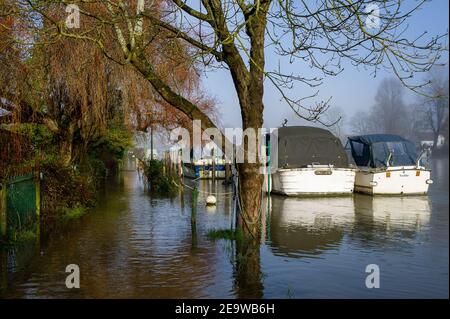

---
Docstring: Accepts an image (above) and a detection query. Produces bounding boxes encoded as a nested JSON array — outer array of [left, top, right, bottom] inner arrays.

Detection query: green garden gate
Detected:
[[1, 173, 40, 239]]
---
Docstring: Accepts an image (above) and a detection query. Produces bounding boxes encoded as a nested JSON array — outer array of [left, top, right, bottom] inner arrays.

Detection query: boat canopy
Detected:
[[272, 126, 349, 168], [347, 134, 418, 168]]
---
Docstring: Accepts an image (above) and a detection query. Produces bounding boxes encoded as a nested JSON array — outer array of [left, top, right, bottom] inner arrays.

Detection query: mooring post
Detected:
[[178, 149, 183, 179], [191, 186, 199, 249], [212, 149, 216, 182], [267, 137, 271, 197], [150, 124, 154, 161], [162, 152, 166, 176], [225, 163, 229, 182], [171, 152, 176, 175]]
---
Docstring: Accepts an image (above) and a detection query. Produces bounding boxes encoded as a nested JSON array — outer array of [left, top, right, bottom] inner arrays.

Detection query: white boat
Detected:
[[264, 126, 356, 196], [347, 134, 433, 195]]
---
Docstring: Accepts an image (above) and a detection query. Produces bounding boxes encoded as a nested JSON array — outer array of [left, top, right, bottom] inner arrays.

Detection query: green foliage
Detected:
[[61, 204, 86, 222], [91, 126, 132, 162], [40, 162, 96, 222], [206, 228, 244, 242], [87, 126, 132, 177], [1, 124, 54, 180], [4, 123, 54, 149], [144, 159, 179, 195], [39, 152, 62, 166], [87, 157, 108, 178], [6, 226, 38, 244]]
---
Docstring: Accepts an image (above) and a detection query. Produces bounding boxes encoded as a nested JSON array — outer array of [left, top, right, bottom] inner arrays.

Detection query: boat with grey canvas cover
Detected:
[[263, 126, 356, 196]]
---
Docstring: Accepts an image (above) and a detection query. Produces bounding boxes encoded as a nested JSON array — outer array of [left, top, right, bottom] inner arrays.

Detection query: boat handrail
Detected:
[[415, 147, 431, 168], [385, 150, 393, 167], [307, 163, 334, 168]]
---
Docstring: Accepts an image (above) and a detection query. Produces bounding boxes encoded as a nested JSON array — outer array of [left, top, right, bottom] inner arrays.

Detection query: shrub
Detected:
[[144, 159, 178, 195], [40, 162, 96, 223]]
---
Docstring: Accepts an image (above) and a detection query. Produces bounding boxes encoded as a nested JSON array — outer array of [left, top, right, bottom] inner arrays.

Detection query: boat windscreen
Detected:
[[371, 141, 418, 167]]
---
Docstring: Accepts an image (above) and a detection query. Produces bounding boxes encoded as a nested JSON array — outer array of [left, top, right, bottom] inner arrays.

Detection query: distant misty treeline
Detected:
[[328, 68, 449, 150]]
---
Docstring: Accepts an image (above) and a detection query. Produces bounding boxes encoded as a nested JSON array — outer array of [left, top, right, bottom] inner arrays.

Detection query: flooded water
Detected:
[[0, 158, 448, 298]]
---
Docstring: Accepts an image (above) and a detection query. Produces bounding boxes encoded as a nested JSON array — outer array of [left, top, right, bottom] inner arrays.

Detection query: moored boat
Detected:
[[347, 134, 432, 195], [264, 126, 356, 196], [183, 158, 229, 179]]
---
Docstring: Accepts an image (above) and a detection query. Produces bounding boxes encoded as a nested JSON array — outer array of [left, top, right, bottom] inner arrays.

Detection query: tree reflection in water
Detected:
[[234, 238, 263, 298]]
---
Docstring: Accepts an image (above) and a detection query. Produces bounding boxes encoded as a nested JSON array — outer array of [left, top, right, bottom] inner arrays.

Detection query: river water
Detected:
[[0, 158, 448, 298]]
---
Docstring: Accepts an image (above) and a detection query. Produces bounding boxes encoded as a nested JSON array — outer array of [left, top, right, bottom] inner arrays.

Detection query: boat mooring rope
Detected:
[[170, 166, 264, 241], [172, 179, 234, 196]]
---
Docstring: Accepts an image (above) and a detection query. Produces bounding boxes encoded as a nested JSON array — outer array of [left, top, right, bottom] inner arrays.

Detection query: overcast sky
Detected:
[[199, 0, 449, 135]]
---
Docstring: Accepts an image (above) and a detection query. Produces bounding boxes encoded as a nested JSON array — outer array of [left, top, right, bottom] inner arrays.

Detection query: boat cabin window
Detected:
[[349, 140, 371, 167], [348, 134, 419, 168], [351, 141, 364, 157]]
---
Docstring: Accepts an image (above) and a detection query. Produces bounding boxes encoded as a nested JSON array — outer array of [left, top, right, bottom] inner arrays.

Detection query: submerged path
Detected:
[[0, 159, 448, 298]]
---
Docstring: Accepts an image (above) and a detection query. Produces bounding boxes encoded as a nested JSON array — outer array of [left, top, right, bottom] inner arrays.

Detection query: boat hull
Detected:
[[354, 167, 432, 195], [264, 168, 356, 196]]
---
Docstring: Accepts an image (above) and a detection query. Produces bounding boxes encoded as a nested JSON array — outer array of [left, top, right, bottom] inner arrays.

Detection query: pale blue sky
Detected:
[[200, 0, 449, 134]]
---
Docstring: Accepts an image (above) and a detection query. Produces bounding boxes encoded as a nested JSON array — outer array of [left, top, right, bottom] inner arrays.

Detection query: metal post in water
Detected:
[[267, 138, 271, 197], [150, 124, 154, 161], [225, 163, 231, 185], [266, 136, 271, 240], [232, 143, 238, 230], [178, 149, 183, 179], [162, 153, 166, 176], [212, 148, 216, 183], [191, 186, 199, 249]]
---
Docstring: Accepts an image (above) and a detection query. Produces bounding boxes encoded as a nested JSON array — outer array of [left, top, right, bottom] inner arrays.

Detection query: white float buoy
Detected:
[[206, 195, 217, 206]]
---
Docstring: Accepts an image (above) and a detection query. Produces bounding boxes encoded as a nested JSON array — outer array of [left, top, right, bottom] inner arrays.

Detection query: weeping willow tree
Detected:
[[1, 0, 218, 168]]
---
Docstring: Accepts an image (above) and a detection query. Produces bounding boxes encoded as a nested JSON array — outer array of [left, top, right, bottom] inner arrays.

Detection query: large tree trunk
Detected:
[[59, 123, 76, 166], [237, 108, 264, 238], [237, 163, 264, 238], [235, 6, 268, 238]]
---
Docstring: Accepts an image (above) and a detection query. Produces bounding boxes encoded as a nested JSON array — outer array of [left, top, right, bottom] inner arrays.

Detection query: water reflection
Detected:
[[355, 195, 431, 230], [268, 197, 354, 258], [234, 239, 263, 299], [268, 194, 432, 258], [1, 173, 235, 298]]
